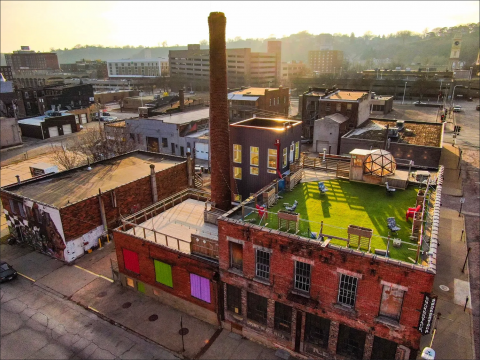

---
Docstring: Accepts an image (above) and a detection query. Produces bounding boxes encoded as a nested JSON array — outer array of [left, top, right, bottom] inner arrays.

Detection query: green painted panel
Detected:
[[154, 260, 173, 287], [137, 281, 145, 293]]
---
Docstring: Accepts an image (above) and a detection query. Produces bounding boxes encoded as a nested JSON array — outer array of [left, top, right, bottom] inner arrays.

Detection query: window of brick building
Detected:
[[338, 274, 358, 307], [336, 324, 366, 359], [247, 292, 268, 325], [268, 149, 277, 169], [161, 137, 168, 147], [274, 302, 292, 334], [255, 249, 271, 280], [371, 336, 398, 360], [233, 144, 242, 163], [154, 260, 173, 287], [250, 166, 259, 175], [250, 146, 259, 166], [305, 313, 331, 349], [379, 285, 404, 321], [227, 284, 242, 314], [233, 167, 242, 180], [123, 249, 140, 274], [294, 261, 311, 293], [230, 242, 243, 271]]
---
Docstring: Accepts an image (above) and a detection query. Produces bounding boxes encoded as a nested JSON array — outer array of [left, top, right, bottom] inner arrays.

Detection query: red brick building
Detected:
[[228, 87, 290, 122], [215, 171, 442, 359], [112, 190, 222, 326], [1, 151, 188, 262], [5, 48, 60, 72]]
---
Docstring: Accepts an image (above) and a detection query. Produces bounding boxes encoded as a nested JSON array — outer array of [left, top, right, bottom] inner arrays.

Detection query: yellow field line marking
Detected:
[[74, 265, 114, 283], [88, 306, 100, 313], [18, 272, 36, 282]]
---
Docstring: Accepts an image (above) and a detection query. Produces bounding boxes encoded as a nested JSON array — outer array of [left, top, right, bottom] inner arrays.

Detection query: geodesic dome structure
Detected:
[[363, 149, 396, 177]]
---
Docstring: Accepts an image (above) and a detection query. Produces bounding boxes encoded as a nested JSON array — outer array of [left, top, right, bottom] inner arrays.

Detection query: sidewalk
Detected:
[[0, 241, 284, 360], [418, 208, 474, 359], [416, 146, 475, 359], [439, 144, 463, 196]]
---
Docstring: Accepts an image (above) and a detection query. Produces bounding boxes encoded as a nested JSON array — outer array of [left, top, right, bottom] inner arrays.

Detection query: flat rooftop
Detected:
[[344, 119, 443, 147], [125, 199, 218, 254], [324, 91, 368, 101], [137, 108, 210, 125], [230, 118, 302, 130], [5, 152, 182, 208], [230, 87, 280, 96], [241, 179, 423, 263]]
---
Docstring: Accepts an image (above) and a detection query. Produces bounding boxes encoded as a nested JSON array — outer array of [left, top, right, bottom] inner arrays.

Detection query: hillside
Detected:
[[1, 23, 478, 69]]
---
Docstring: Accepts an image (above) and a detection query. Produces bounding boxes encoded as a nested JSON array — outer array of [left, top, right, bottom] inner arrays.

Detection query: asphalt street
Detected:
[[0, 275, 178, 360]]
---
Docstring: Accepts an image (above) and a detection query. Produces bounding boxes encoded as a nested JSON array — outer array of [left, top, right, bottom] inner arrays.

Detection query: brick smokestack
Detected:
[[179, 89, 185, 111], [209, 12, 231, 211]]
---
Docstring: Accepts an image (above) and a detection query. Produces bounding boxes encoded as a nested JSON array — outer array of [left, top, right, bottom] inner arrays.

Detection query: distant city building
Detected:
[[0, 66, 14, 81], [300, 87, 371, 140], [308, 50, 344, 75], [107, 58, 169, 78], [60, 60, 108, 79], [0, 117, 22, 148], [169, 42, 282, 91], [228, 87, 290, 122], [318, 33, 334, 50], [448, 33, 462, 70], [16, 83, 94, 119], [126, 107, 210, 157], [1, 73, 14, 93], [280, 61, 309, 87], [5, 47, 59, 72]]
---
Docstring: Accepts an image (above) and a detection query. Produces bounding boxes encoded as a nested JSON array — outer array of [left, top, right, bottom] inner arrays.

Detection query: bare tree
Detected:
[[49, 142, 84, 170]]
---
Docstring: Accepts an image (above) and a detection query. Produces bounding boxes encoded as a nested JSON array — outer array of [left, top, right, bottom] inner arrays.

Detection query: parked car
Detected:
[[413, 101, 427, 105], [0, 261, 18, 283], [453, 105, 462, 112], [100, 116, 118, 122], [476, 104, 480, 111]]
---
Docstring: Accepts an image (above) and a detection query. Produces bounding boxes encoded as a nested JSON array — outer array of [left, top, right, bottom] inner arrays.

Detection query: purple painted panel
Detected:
[[190, 273, 211, 303], [190, 273, 202, 299], [200, 276, 211, 303]]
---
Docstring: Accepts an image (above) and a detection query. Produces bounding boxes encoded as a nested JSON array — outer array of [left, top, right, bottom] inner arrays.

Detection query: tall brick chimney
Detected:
[[179, 89, 185, 111], [209, 12, 231, 211]]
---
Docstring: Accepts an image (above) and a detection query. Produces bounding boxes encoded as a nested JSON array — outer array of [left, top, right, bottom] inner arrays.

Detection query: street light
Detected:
[[451, 85, 464, 108], [402, 82, 407, 104], [437, 78, 443, 104]]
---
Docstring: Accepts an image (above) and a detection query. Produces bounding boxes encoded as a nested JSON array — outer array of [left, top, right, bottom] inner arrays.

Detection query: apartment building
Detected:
[[228, 87, 290, 122], [5, 47, 60, 72], [169, 42, 281, 91], [308, 50, 344, 75], [280, 61, 309, 87], [107, 58, 169, 78], [300, 87, 371, 140]]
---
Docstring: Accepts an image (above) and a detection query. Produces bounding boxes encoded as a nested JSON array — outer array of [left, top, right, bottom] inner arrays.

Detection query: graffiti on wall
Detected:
[[4, 199, 67, 261]]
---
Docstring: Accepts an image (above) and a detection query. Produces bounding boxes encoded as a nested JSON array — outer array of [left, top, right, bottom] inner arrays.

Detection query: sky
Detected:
[[1, 1, 479, 53]]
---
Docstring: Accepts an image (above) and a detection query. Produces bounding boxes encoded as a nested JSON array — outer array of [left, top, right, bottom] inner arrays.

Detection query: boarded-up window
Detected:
[[230, 242, 243, 271], [154, 260, 173, 287], [123, 249, 140, 274], [190, 273, 211, 303], [227, 284, 242, 314], [379, 285, 404, 321]]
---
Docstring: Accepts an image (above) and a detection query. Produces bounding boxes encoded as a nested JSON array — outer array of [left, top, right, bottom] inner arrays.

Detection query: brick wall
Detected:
[[60, 162, 188, 241], [257, 88, 290, 117], [114, 231, 219, 316], [218, 219, 434, 357]]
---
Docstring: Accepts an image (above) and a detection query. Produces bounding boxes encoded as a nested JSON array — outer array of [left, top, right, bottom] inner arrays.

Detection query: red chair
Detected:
[[406, 205, 421, 221], [256, 204, 267, 219]]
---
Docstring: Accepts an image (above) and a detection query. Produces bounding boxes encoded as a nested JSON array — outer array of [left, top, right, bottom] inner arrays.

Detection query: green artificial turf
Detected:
[[244, 179, 423, 263]]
